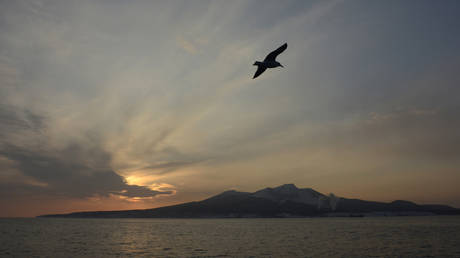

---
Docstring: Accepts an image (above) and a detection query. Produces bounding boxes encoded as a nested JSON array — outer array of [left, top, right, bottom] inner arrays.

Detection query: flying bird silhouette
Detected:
[[253, 43, 287, 79]]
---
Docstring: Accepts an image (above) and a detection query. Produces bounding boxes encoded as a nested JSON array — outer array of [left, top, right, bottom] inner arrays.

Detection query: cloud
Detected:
[[0, 58, 20, 89], [134, 160, 204, 175], [0, 104, 44, 135], [0, 144, 172, 199], [0, 106, 172, 201], [177, 36, 198, 54], [1, 0, 460, 215]]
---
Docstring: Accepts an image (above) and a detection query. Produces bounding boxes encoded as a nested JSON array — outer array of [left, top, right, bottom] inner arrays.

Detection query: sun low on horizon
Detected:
[[1, 0, 460, 217]]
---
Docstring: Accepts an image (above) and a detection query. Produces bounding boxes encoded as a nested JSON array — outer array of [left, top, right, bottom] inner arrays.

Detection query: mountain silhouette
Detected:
[[39, 184, 458, 218]]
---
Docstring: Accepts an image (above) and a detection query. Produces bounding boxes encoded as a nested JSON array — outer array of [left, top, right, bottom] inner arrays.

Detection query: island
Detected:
[[38, 184, 459, 218]]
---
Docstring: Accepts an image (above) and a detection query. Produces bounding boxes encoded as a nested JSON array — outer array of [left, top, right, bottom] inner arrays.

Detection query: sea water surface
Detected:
[[1, 216, 460, 257]]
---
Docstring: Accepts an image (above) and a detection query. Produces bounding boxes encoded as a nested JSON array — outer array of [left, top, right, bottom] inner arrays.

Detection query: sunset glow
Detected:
[[1, 0, 460, 217]]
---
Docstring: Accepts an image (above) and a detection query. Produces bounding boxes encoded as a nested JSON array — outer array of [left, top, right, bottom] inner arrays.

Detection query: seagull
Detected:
[[253, 43, 287, 79]]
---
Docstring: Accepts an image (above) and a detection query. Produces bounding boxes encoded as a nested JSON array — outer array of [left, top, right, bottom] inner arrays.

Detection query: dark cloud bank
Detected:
[[0, 105, 172, 201]]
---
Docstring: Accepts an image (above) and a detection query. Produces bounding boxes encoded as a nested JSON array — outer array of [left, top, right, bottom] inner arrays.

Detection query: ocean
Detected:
[[1, 216, 460, 257]]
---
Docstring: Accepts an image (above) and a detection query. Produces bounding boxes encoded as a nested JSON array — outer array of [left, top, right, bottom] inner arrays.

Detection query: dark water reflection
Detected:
[[1, 216, 460, 257]]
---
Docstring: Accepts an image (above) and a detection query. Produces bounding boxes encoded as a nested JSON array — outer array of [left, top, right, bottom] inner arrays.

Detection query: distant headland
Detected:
[[38, 184, 459, 218]]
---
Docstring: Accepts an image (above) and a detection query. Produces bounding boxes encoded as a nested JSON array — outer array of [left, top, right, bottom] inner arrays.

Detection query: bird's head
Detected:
[[276, 61, 284, 68]]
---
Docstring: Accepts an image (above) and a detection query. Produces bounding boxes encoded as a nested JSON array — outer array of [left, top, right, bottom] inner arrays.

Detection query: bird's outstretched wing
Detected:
[[264, 43, 287, 62], [253, 66, 267, 79]]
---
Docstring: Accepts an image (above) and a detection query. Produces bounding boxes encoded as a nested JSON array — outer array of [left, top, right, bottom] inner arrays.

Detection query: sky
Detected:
[[1, 0, 460, 217]]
